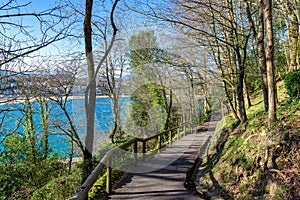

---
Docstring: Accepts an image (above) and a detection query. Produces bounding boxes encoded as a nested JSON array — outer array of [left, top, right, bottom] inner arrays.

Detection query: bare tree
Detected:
[[0, 0, 73, 67], [98, 40, 127, 143], [245, 0, 269, 111], [169, 0, 250, 123], [83, 0, 120, 180]]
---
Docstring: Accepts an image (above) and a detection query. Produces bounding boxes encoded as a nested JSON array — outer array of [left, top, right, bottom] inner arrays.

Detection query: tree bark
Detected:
[[243, 77, 252, 108], [258, 0, 269, 111], [236, 50, 247, 123], [82, 0, 120, 181], [288, 8, 299, 71], [224, 80, 239, 120], [245, 0, 268, 111], [264, 0, 277, 127], [83, 0, 95, 182]]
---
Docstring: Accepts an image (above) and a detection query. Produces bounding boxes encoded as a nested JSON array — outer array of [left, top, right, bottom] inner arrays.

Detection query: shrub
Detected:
[[0, 157, 67, 199], [31, 167, 82, 200], [284, 70, 300, 98]]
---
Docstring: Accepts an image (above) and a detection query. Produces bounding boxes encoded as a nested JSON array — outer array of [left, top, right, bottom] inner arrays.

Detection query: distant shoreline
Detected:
[[0, 94, 131, 104]]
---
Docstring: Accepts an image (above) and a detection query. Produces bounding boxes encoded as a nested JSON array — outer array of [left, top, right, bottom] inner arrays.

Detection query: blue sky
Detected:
[[1, 0, 174, 67]]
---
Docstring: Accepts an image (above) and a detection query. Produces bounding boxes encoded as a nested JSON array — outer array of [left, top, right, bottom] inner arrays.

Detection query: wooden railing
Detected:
[[70, 122, 193, 200]]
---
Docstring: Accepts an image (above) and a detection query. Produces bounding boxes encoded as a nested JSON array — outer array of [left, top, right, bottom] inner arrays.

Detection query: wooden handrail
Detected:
[[70, 122, 191, 200]]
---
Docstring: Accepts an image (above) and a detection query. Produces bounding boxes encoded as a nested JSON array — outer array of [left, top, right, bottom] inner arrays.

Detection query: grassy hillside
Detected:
[[196, 82, 300, 199]]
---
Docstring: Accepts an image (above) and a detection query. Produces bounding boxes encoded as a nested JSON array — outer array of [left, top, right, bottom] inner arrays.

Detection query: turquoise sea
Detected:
[[0, 97, 130, 158]]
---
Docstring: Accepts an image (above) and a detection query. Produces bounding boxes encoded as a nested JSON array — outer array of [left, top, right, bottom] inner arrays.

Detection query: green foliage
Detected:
[[284, 70, 300, 98], [0, 157, 67, 199], [88, 169, 121, 199], [130, 83, 168, 128], [30, 166, 82, 200], [245, 47, 262, 92], [0, 134, 69, 199], [95, 140, 128, 160], [129, 30, 158, 79], [200, 83, 300, 199], [129, 30, 172, 83]]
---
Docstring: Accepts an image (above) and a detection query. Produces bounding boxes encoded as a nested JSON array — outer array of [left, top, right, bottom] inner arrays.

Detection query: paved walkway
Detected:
[[109, 111, 222, 200]]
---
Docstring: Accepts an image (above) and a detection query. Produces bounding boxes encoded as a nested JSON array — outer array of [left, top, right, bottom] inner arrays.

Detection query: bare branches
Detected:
[[82, 0, 120, 179], [95, 0, 120, 76], [0, 0, 74, 67]]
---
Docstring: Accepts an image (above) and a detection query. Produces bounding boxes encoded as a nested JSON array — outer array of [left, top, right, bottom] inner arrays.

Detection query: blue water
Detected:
[[0, 97, 130, 158]]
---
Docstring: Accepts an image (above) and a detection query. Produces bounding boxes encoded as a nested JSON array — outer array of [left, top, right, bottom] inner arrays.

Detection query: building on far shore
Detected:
[[1, 69, 134, 98]]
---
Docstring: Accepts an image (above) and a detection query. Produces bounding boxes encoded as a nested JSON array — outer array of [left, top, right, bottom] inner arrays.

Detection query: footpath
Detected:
[[109, 111, 222, 200]]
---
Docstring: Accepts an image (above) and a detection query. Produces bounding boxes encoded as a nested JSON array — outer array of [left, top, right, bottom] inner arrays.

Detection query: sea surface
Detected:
[[0, 97, 130, 158]]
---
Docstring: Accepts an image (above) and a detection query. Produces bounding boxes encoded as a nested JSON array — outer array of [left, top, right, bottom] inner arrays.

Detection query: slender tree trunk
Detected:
[[258, 0, 269, 111], [288, 9, 299, 71], [110, 122, 117, 143], [245, 0, 268, 111], [23, 95, 37, 163], [38, 98, 49, 158], [110, 92, 121, 143], [83, 80, 96, 181], [83, 0, 95, 182], [82, 0, 119, 182], [107, 56, 124, 143], [264, 0, 277, 127], [69, 138, 74, 174], [224, 80, 239, 120], [231, 67, 238, 113], [243, 77, 252, 108], [236, 50, 247, 123]]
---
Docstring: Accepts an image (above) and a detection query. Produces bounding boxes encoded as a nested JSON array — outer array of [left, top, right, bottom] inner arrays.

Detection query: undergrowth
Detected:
[[197, 82, 300, 199]]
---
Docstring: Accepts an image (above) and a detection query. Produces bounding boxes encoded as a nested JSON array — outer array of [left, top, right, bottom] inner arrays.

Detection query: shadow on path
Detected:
[[189, 122, 241, 200], [107, 110, 225, 200]]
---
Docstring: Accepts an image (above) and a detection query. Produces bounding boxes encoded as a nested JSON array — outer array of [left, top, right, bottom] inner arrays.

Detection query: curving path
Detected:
[[109, 111, 222, 200]]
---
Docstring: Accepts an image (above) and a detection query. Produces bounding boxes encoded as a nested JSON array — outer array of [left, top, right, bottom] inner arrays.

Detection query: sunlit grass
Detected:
[[199, 80, 300, 199]]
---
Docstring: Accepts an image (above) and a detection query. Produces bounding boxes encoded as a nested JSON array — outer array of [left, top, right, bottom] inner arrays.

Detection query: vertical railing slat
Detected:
[[106, 159, 112, 194], [134, 139, 137, 165]]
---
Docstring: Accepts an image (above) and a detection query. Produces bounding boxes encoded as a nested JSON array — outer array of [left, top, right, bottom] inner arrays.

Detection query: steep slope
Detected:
[[195, 82, 300, 199]]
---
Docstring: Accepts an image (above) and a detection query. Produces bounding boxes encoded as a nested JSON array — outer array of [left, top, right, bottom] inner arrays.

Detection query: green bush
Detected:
[[31, 170, 82, 200], [284, 70, 300, 98], [0, 157, 67, 199], [88, 169, 121, 199]]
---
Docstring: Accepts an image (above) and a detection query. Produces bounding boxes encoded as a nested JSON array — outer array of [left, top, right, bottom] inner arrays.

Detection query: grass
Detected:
[[196, 81, 300, 200]]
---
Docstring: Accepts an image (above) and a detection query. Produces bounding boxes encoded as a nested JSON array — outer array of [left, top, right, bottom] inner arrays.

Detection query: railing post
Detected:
[[142, 140, 146, 154], [169, 130, 172, 145], [158, 135, 161, 150], [134, 140, 137, 165], [177, 127, 180, 140], [142, 140, 146, 161], [106, 159, 112, 194], [184, 123, 186, 136]]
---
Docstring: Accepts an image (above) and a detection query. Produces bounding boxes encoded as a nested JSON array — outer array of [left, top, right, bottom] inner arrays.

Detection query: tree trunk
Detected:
[[258, 0, 269, 111], [245, 0, 268, 111], [82, 0, 120, 181], [83, 0, 95, 182], [83, 79, 96, 181], [110, 93, 121, 143], [288, 9, 299, 71], [223, 80, 239, 120], [38, 98, 49, 158], [264, 0, 277, 127], [236, 50, 247, 123], [110, 122, 117, 144], [243, 77, 252, 108]]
